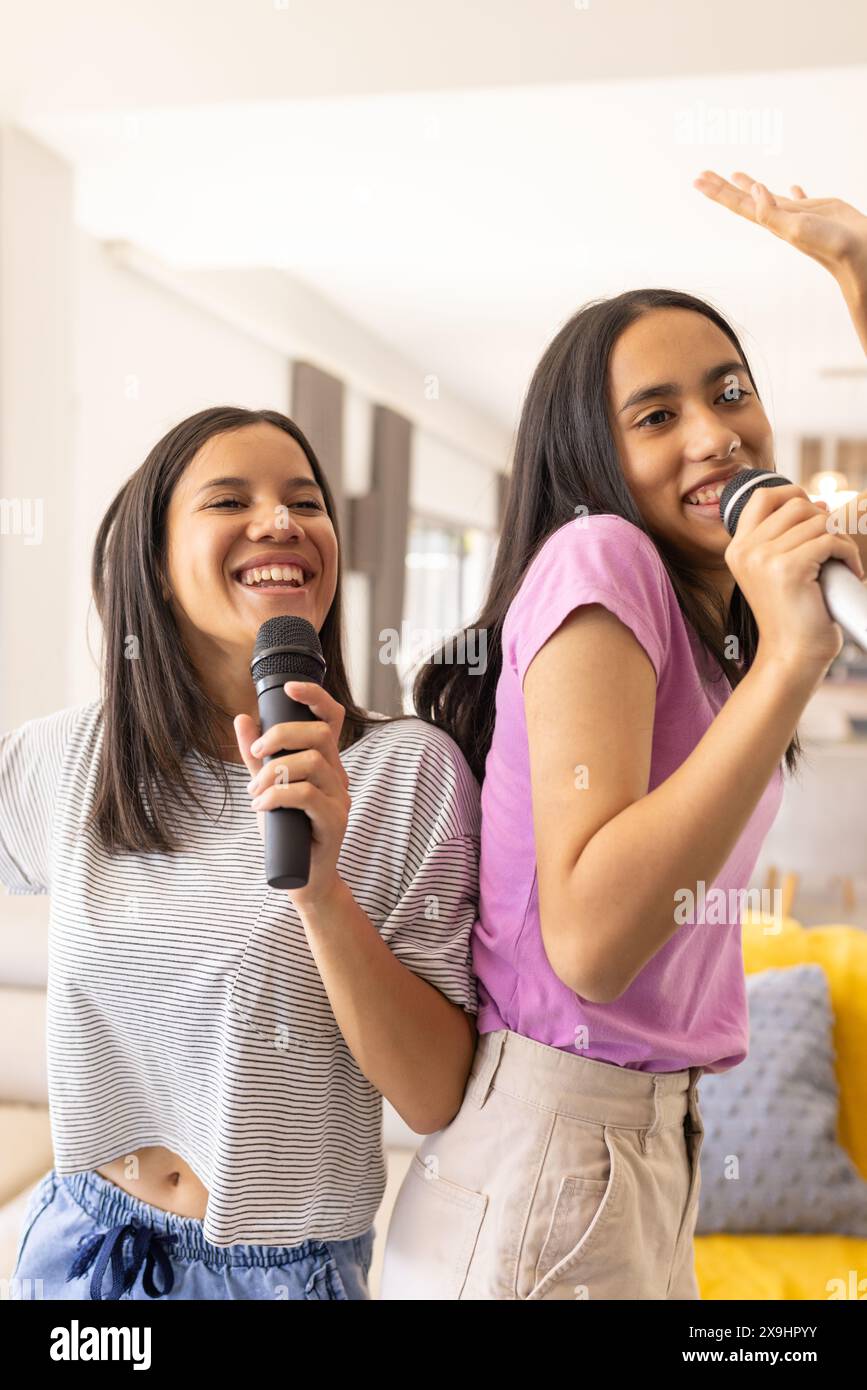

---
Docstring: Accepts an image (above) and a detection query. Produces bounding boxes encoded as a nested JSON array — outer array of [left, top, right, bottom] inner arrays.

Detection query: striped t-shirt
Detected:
[[0, 700, 481, 1247]]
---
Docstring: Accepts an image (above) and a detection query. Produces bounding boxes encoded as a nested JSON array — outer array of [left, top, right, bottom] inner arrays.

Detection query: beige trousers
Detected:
[[380, 1028, 705, 1300]]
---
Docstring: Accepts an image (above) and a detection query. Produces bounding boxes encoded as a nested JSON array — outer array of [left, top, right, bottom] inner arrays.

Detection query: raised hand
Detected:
[[693, 169, 867, 282]]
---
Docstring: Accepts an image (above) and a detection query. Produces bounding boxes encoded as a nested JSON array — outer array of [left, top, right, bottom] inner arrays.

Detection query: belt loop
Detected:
[[640, 1075, 663, 1154], [467, 1029, 506, 1109]]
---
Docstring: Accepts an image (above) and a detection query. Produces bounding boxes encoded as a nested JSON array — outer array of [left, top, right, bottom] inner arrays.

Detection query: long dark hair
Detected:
[[413, 288, 803, 784], [88, 406, 413, 855]]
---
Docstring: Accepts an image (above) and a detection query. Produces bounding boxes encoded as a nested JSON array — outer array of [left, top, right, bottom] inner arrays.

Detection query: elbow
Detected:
[[545, 925, 627, 1005], [401, 1098, 462, 1135], [410, 1079, 471, 1135], [401, 1011, 477, 1135], [423, 1101, 463, 1134], [566, 965, 626, 1006], [541, 868, 631, 1004]]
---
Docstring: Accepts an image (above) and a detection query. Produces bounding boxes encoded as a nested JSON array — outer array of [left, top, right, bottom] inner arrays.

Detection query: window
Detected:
[[397, 517, 497, 712]]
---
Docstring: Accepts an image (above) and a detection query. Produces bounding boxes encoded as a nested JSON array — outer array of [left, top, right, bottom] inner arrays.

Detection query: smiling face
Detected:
[[607, 307, 775, 606], [163, 421, 338, 714]]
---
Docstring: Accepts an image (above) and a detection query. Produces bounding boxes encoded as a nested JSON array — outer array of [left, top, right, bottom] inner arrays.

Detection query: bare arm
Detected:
[[695, 171, 867, 565], [826, 262, 867, 567], [834, 254, 867, 358], [694, 169, 867, 354], [525, 604, 819, 1004], [298, 876, 477, 1134], [234, 691, 477, 1138]]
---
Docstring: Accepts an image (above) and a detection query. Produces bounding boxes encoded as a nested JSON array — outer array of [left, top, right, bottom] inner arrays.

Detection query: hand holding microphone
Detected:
[[234, 615, 351, 905], [719, 468, 867, 683]]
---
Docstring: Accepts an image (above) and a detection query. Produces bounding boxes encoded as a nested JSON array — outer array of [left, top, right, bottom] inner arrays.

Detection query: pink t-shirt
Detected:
[[473, 512, 784, 1073]]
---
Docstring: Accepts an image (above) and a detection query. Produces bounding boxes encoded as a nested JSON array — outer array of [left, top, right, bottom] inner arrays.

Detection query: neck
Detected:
[[180, 629, 260, 762], [692, 549, 736, 618], [212, 738, 248, 765], [192, 713, 248, 765], [198, 683, 259, 767]]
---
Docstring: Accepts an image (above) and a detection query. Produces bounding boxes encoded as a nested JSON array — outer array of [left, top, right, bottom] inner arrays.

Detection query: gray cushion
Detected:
[[694, 963, 867, 1235]]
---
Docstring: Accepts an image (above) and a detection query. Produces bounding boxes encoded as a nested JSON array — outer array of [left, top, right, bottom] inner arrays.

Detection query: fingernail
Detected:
[[246, 778, 258, 794], [251, 795, 265, 810], [250, 739, 262, 754]]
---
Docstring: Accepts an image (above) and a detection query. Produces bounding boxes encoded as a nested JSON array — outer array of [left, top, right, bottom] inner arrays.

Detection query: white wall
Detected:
[[105, 243, 508, 471], [0, 126, 74, 731], [341, 388, 374, 709], [411, 430, 500, 532]]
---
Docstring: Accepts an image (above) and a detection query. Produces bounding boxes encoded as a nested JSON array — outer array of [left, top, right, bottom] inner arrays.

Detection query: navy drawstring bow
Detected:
[[66, 1221, 178, 1299]]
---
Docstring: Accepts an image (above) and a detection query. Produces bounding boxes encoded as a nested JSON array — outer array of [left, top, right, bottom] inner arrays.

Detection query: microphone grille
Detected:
[[719, 468, 791, 537], [250, 615, 326, 683]]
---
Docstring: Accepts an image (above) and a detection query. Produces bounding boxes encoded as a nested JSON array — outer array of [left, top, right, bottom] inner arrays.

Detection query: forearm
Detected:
[[834, 253, 867, 357], [560, 650, 819, 1002], [819, 256, 867, 564], [296, 876, 477, 1134]]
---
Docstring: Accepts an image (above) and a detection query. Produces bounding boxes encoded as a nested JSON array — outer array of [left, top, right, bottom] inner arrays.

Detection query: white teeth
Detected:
[[240, 563, 306, 586], [685, 480, 727, 505]]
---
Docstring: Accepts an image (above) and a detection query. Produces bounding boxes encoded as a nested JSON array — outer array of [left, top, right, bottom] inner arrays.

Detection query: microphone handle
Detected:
[[720, 469, 867, 654], [256, 682, 319, 890], [819, 558, 867, 652]]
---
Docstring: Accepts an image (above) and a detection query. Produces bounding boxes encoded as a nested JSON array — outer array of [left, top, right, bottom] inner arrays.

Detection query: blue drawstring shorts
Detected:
[[9, 1169, 375, 1300]]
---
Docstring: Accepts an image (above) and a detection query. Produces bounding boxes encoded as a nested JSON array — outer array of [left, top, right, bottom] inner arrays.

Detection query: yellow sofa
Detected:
[[694, 915, 867, 1300]]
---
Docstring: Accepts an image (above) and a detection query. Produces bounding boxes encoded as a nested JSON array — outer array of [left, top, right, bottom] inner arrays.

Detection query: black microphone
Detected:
[[250, 615, 327, 889], [719, 468, 867, 652]]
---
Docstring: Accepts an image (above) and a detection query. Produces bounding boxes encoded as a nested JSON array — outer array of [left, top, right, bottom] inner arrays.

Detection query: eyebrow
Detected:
[[617, 359, 750, 415], [194, 474, 322, 497]]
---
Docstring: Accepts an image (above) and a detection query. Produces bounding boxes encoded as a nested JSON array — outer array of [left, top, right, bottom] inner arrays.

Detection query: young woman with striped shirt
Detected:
[[4, 405, 482, 1301]]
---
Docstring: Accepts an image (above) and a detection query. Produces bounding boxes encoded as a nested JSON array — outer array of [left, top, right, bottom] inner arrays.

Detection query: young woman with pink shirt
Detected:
[[380, 174, 867, 1300]]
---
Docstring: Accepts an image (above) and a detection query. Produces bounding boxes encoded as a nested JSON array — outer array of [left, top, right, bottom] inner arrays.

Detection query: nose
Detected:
[[245, 501, 307, 542], [684, 409, 741, 463]]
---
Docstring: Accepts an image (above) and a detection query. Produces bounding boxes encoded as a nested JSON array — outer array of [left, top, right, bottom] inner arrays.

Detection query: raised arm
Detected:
[[694, 170, 867, 572], [694, 169, 867, 353]]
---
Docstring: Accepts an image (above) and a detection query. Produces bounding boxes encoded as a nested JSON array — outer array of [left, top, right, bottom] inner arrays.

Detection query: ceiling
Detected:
[[4, 1, 867, 440], [2, 0, 866, 107]]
